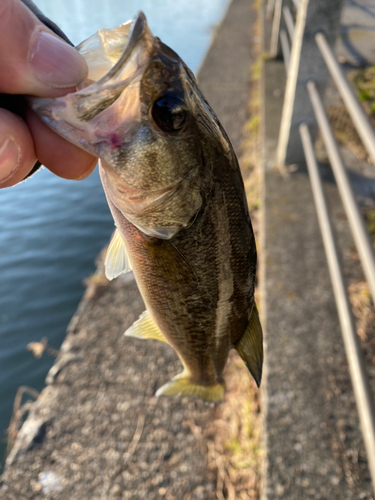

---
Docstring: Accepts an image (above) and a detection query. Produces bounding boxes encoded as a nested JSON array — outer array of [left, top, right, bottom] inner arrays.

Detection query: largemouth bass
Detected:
[[31, 12, 263, 403]]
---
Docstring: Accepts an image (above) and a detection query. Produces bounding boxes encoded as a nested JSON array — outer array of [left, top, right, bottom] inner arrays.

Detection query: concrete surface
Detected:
[[261, 1, 375, 499], [337, 0, 375, 67], [0, 0, 259, 498]]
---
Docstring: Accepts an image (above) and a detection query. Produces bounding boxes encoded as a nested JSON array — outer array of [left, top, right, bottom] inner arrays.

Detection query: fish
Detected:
[[30, 11, 263, 403]]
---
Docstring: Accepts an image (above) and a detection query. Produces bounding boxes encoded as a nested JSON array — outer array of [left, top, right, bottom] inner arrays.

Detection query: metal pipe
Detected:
[[283, 5, 295, 40], [266, 0, 276, 21], [280, 29, 290, 70], [315, 32, 375, 166], [307, 80, 375, 306], [299, 122, 375, 492], [270, 0, 283, 58]]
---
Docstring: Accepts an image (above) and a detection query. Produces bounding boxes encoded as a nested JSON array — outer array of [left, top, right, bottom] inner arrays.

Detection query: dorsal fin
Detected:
[[234, 304, 263, 387], [104, 229, 132, 280], [124, 310, 167, 343]]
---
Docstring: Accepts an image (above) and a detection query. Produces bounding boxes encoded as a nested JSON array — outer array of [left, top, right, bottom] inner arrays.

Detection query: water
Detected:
[[0, 0, 228, 469]]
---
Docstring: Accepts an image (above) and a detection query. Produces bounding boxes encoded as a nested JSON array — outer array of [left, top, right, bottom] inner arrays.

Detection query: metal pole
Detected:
[[315, 32, 375, 166], [280, 29, 290, 70], [307, 80, 375, 307], [300, 123, 375, 492], [283, 5, 295, 40], [266, 0, 276, 21], [270, 0, 283, 58]]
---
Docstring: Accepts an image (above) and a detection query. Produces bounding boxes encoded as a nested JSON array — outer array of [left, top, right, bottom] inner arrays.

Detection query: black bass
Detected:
[[31, 12, 263, 403]]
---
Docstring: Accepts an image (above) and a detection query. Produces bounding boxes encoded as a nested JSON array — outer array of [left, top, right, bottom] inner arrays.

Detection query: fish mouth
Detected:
[[29, 12, 164, 159], [76, 12, 148, 87]]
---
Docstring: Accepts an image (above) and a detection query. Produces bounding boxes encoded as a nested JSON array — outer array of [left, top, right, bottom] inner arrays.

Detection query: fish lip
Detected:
[[99, 11, 149, 86]]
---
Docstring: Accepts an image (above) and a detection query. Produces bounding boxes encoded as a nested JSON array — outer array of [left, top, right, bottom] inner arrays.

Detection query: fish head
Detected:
[[31, 12, 230, 238]]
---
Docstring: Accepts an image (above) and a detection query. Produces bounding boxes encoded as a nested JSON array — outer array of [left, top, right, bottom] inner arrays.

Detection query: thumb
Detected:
[[0, 0, 88, 97]]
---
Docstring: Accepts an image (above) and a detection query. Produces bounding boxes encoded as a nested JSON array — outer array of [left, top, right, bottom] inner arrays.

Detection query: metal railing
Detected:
[[266, 0, 375, 491]]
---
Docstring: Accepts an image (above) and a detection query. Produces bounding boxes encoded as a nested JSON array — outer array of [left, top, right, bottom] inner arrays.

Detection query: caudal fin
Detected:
[[234, 304, 263, 387], [155, 373, 225, 403]]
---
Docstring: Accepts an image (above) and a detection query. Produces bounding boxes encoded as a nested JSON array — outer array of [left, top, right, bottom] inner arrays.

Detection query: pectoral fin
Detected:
[[155, 373, 225, 403], [124, 310, 167, 343], [104, 229, 132, 280], [235, 304, 263, 387]]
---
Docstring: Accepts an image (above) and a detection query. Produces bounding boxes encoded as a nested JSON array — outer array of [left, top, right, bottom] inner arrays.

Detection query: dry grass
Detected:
[[345, 208, 375, 402], [350, 66, 375, 118], [26, 337, 60, 359], [205, 4, 263, 499], [241, 48, 262, 244], [6, 335, 59, 455], [325, 105, 369, 161], [6, 340, 59, 456], [348, 281, 374, 342], [347, 208, 375, 366], [324, 66, 375, 162], [6, 386, 40, 458], [207, 353, 262, 500], [348, 280, 375, 372]]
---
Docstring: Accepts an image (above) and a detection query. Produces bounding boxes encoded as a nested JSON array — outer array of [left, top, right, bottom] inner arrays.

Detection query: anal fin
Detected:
[[105, 228, 132, 280], [124, 310, 168, 343], [155, 373, 225, 403], [235, 304, 263, 387]]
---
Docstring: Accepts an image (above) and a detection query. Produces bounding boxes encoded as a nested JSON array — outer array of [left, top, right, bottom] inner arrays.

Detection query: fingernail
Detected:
[[29, 30, 88, 88], [73, 159, 98, 180], [0, 137, 22, 183]]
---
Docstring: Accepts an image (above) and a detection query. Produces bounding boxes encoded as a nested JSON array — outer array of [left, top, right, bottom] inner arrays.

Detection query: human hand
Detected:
[[0, 0, 98, 188]]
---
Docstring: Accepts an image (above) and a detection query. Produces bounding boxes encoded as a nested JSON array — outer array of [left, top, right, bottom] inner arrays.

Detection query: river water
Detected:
[[0, 0, 228, 469]]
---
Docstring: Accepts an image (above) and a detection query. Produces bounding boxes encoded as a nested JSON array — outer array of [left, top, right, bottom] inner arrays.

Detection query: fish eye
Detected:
[[151, 95, 188, 133]]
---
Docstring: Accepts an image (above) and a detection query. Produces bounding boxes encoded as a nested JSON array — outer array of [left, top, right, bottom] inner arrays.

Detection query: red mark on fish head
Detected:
[[108, 134, 123, 148]]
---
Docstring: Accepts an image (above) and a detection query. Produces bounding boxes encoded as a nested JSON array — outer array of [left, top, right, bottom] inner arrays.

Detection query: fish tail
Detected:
[[155, 373, 225, 403], [234, 303, 263, 387]]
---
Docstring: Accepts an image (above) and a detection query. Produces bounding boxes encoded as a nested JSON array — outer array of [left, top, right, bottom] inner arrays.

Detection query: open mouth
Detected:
[[76, 11, 153, 91], [29, 12, 154, 157]]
